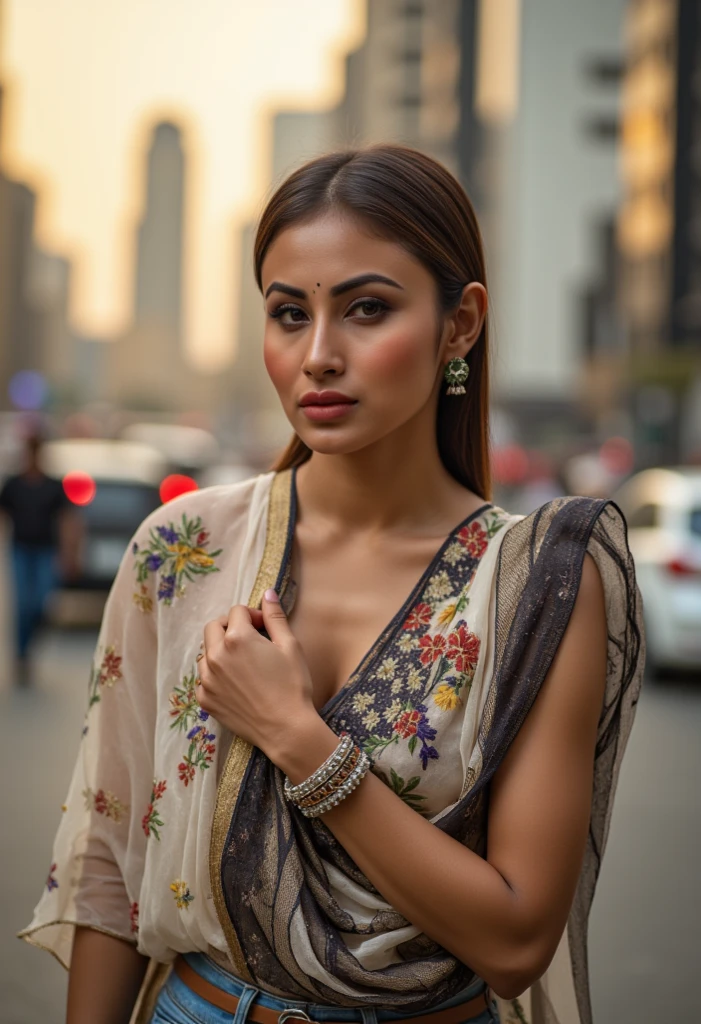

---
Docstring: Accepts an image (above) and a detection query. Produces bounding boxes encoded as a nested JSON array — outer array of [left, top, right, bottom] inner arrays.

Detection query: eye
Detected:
[[268, 303, 309, 328], [346, 297, 390, 321]]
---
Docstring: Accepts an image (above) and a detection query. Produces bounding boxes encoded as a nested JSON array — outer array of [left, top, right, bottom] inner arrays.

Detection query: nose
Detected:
[[301, 318, 345, 380]]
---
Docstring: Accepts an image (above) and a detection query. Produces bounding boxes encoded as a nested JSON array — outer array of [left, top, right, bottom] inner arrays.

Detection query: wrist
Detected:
[[268, 713, 340, 784]]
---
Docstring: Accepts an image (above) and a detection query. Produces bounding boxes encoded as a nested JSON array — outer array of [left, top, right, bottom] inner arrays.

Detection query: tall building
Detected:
[[486, 0, 627, 444], [107, 120, 193, 411], [134, 121, 185, 338], [613, 0, 701, 463]]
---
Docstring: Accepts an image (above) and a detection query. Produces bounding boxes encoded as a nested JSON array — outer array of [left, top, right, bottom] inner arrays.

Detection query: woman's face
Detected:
[[260, 212, 464, 457]]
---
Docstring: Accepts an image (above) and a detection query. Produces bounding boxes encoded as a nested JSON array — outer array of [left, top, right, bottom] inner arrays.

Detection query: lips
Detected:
[[299, 391, 356, 407]]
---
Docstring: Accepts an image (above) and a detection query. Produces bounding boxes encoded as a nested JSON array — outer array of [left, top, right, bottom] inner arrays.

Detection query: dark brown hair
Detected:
[[254, 144, 491, 500]]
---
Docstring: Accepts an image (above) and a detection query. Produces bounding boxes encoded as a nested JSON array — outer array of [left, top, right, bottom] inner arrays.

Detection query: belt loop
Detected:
[[360, 1010, 378, 1024], [232, 982, 260, 1024]]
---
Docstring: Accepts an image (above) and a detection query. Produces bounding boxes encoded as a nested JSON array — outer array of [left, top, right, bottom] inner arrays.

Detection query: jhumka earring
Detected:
[[444, 357, 469, 395]]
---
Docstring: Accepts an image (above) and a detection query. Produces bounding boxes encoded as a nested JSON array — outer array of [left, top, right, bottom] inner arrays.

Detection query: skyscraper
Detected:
[[107, 120, 193, 410], [134, 121, 185, 339]]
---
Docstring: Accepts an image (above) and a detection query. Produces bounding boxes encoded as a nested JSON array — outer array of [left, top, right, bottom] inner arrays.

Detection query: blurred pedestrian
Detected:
[[0, 431, 82, 685]]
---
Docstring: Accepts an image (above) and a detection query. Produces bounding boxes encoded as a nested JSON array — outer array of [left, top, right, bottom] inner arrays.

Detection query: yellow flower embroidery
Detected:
[[390, 678, 404, 695], [170, 879, 195, 910], [433, 683, 462, 712], [168, 543, 215, 574], [437, 603, 457, 627], [397, 634, 418, 654], [132, 584, 153, 613]]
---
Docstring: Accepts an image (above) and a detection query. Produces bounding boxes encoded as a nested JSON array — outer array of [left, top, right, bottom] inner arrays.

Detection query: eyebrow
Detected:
[[264, 273, 404, 301]]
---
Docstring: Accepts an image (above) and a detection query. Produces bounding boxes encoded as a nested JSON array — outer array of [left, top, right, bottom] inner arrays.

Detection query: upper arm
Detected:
[[486, 553, 607, 967]]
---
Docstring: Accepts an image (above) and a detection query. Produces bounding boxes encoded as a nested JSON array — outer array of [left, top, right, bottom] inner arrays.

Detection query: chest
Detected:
[[287, 533, 444, 712]]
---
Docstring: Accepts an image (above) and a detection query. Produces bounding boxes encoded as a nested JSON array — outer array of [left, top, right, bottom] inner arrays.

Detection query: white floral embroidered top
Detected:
[[23, 470, 516, 960], [23, 470, 558, 1016]]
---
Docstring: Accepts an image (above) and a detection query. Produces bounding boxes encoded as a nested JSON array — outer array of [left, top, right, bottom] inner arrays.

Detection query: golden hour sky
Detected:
[[0, 0, 364, 370]]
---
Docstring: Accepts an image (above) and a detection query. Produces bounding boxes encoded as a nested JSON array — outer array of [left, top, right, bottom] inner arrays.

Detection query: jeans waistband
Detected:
[[182, 954, 492, 1022]]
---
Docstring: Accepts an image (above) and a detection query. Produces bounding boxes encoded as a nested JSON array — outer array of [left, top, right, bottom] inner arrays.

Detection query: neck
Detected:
[[294, 412, 479, 537]]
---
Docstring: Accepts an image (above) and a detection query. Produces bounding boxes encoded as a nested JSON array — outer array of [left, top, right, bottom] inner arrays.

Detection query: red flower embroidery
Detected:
[[403, 603, 432, 632], [457, 522, 487, 559], [446, 623, 481, 674], [93, 789, 108, 815], [393, 709, 422, 738], [417, 633, 447, 666], [101, 648, 123, 682], [142, 779, 167, 839], [178, 761, 196, 786], [197, 530, 209, 545], [130, 901, 139, 935]]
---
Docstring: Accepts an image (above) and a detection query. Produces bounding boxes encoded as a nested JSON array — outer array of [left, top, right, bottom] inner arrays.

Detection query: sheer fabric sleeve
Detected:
[[19, 519, 158, 969]]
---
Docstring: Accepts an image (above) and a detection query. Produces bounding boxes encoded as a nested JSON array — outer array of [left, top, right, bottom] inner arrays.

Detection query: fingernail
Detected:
[[264, 588, 279, 603]]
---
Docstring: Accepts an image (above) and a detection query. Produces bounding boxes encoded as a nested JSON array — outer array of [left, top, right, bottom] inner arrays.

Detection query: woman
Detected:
[[21, 145, 644, 1024]]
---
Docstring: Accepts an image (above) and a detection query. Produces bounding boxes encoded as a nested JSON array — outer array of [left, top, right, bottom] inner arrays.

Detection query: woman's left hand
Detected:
[[198, 588, 319, 761]]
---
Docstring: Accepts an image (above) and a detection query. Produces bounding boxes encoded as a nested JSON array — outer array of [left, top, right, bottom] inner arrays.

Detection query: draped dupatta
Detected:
[[205, 471, 643, 1024]]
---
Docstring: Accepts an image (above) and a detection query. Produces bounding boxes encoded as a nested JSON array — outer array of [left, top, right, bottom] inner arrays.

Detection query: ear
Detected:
[[441, 282, 488, 362]]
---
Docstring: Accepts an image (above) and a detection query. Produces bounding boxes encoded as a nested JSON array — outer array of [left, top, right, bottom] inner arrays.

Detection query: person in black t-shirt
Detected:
[[0, 432, 83, 685]]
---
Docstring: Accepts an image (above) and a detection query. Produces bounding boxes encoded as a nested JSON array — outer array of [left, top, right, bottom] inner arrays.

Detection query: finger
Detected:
[[224, 604, 260, 647], [261, 588, 293, 645]]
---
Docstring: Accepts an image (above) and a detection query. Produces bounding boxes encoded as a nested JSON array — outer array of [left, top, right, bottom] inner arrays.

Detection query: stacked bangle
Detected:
[[284, 733, 371, 818]]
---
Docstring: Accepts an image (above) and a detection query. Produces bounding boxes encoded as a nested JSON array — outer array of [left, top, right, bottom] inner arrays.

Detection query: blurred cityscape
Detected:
[[1, 2, 700, 1022], [1, 0, 700, 491]]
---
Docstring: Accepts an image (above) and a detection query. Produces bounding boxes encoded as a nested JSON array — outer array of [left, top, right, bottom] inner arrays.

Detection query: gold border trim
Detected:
[[208, 468, 294, 980]]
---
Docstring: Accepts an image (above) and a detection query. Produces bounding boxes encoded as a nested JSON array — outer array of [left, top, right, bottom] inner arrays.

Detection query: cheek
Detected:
[[263, 340, 295, 388], [363, 328, 433, 384]]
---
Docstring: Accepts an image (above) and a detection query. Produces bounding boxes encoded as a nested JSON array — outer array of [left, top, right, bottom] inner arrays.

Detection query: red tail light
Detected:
[[666, 558, 701, 577], [160, 474, 199, 504], [62, 471, 96, 506]]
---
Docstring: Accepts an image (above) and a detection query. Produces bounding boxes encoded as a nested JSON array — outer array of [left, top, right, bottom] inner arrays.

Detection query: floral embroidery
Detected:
[[46, 863, 58, 892], [382, 698, 403, 723], [403, 603, 432, 632], [417, 632, 447, 666], [397, 634, 418, 654], [379, 767, 428, 813], [434, 683, 462, 711], [130, 901, 139, 935], [83, 787, 128, 823], [376, 657, 398, 681], [142, 779, 167, 839], [457, 521, 488, 558], [363, 709, 380, 730], [169, 670, 217, 786], [132, 584, 153, 613], [87, 645, 123, 709], [170, 879, 194, 910], [352, 692, 375, 713], [407, 667, 423, 691], [328, 506, 509, 806], [133, 514, 222, 607], [424, 570, 451, 602], [446, 623, 481, 676]]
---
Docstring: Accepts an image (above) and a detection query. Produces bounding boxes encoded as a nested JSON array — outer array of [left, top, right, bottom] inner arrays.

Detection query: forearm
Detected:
[[276, 718, 531, 994], [67, 926, 148, 1024]]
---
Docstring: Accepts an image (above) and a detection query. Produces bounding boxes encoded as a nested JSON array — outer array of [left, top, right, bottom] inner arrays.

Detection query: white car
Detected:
[[613, 468, 701, 676]]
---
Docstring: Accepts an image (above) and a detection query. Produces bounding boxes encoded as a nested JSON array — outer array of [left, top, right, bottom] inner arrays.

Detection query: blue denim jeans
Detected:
[[10, 542, 58, 659], [150, 954, 500, 1024]]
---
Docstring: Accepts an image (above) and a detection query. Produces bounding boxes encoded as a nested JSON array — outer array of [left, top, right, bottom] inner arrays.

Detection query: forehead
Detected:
[[261, 212, 428, 288]]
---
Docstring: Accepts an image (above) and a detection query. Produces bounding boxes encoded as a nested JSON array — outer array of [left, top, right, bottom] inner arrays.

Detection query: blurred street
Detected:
[[1, 609, 699, 1022]]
